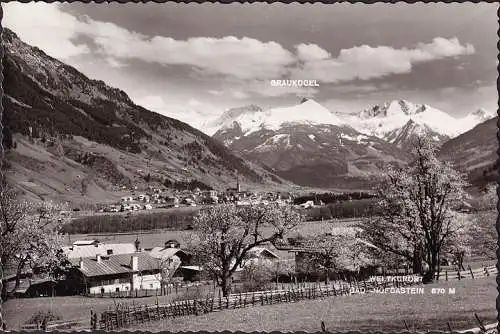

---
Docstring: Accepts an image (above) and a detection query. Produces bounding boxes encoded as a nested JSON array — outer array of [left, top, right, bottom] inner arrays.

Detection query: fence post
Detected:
[[445, 270, 448, 281]]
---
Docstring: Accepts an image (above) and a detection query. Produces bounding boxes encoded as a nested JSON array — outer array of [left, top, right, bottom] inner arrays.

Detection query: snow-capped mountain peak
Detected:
[[455, 108, 495, 134], [470, 108, 495, 121], [350, 99, 463, 141], [359, 99, 429, 119], [208, 99, 344, 137]]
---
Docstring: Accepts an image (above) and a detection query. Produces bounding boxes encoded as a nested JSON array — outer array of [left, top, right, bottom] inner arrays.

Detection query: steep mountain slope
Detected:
[[2, 28, 287, 204], [438, 116, 498, 188], [213, 100, 408, 189]]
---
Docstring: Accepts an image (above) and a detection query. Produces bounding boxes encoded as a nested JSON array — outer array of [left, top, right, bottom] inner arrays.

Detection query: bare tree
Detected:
[[360, 136, 469, 282], [188, 204, 301, 296]]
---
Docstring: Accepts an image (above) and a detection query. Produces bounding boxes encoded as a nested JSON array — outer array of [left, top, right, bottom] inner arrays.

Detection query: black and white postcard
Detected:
[[0, 2, 497, 332]]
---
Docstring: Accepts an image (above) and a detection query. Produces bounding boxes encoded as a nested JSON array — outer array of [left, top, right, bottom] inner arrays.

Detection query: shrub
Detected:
[[25, 310, 62, 325], [240, 263, 274, 292], [172, 286, 205, 302]]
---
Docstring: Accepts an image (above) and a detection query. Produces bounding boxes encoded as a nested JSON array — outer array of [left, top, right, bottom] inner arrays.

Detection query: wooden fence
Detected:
[[21, 319, 87, 331], [92, 276, 419, 331], [91, 266, 496, 331], [434, 265, 497, 281]]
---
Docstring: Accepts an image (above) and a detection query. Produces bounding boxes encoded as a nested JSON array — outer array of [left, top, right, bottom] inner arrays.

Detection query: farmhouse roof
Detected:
[[149, 247, 190, 260], [72, 240, 99, 246], [62, 242, 136, 259], [180, 265, 203, 271], [72, 252, 159, 278], [246, 247, 280, 259]]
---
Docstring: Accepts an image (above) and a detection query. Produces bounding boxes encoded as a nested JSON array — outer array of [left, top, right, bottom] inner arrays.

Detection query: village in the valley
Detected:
[[98, 178, 296, 214]]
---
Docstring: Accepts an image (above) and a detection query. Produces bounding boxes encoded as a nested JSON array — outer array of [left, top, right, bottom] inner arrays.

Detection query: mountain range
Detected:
[[2, 28, 288, 205], [2, 27, 496, 202], [210, 98, 495, 188]]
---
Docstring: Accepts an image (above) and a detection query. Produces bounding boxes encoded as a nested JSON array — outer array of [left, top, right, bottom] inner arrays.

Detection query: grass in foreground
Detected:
[[128, 277, 496, 332], [2, 283, 215, 330], [4, 277, 495, 331]]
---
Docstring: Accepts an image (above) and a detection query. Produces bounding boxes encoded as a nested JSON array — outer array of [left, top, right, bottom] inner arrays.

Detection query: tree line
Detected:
[[293, 191, 376, 205], [61, 211, 197, 234]]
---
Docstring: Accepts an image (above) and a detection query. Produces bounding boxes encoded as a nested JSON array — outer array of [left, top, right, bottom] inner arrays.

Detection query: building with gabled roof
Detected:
[[66, 252, 164, 295]]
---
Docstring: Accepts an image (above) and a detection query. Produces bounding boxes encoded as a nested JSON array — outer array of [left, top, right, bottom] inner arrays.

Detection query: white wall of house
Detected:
[[133, 274, 162, 290], [88, 273, 162, 293], [89, 283, 132, 294]]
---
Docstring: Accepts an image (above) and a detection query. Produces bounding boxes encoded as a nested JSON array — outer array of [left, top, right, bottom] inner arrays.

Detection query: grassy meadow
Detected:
[[129, 277, 497, 332]]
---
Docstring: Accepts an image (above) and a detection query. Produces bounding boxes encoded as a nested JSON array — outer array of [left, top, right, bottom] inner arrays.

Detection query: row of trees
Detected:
[[293, 191, 375, 205], [63, 210, 196, 234]]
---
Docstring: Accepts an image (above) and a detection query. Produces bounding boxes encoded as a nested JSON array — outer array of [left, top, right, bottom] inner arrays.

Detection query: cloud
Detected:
[[207, 90, 224, 96], [105, 57, 128, 68], [290, 38, 475, 83], [230, 90, 250, 100], [3, 2, 91, 59], [132, 95, 220, 129], [3, 3, 295, 80], [5, 3, 476, 87], [295, 43, 331, 62], [97, 34, 296, 80]]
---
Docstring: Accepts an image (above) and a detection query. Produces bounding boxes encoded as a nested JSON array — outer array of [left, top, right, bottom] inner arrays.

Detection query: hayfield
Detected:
[[129, 277, 496, 332]]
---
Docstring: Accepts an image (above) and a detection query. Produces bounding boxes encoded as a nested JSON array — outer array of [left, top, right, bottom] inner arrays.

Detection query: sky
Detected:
[[3, 2, 498, 130]]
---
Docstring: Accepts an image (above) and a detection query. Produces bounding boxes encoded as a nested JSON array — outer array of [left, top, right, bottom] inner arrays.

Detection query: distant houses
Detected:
[[99, 176, 299, 213]]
